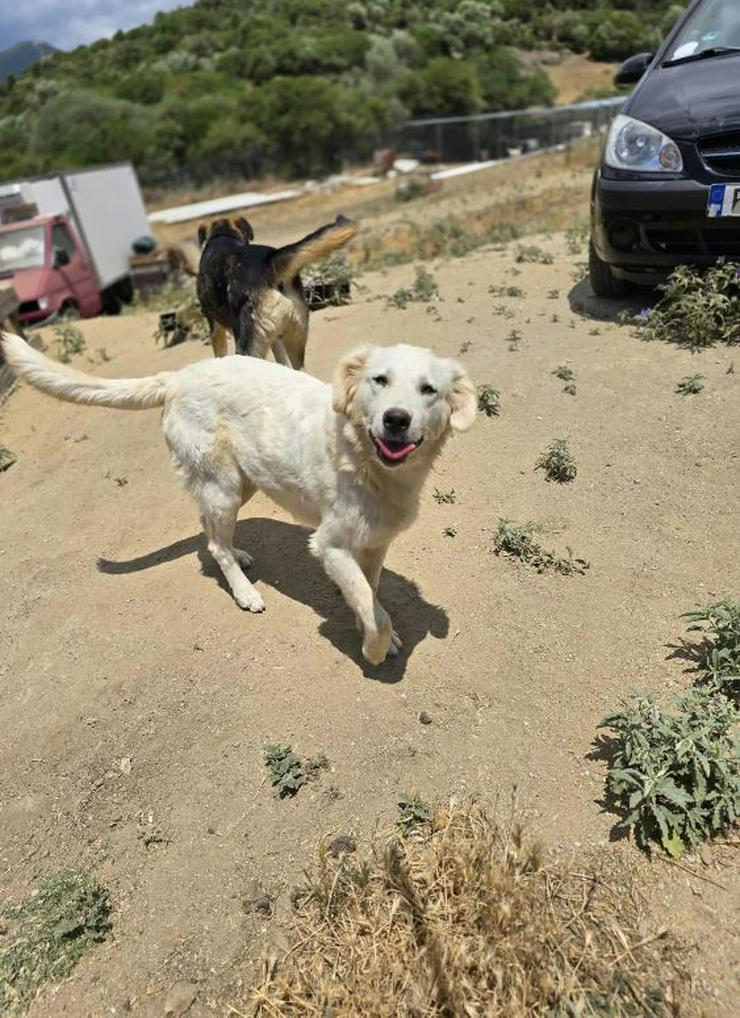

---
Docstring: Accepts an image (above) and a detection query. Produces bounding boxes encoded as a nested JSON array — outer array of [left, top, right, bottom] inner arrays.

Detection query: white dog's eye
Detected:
[[420, 383, 437, 396], [373, 374, 389, 387]]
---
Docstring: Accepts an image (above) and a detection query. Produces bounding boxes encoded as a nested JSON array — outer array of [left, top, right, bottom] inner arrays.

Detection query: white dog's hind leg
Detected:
[[318, 544, 393, 665], [199, 493, 264, 613]]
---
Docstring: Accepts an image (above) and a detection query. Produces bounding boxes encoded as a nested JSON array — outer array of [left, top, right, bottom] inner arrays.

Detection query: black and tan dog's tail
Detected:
[[270, 215, 358, 283]]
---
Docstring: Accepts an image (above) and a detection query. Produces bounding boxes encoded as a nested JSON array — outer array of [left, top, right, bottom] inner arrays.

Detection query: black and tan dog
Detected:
[[196, 214, 358, 367]]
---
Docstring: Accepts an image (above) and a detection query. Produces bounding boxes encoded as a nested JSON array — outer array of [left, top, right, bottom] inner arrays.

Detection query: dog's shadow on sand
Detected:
[[98, 518, 448, 681]]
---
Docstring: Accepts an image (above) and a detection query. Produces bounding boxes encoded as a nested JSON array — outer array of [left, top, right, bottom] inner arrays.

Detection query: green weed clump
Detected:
[[675, 374, 705, 396], [515, 244, 553, 265], [477, 384, 501, 417], [600, 601, 739, 855], [386, 266, 439, 309], [397, 793, 433, 837], [600, 689, 737, 857], [53, 323, 85, 363], [493, 519, 589, 576], [633, 263, 740, 349], [552, 364, 575, 382], [433, 488, 456, 505], [0, 869, 112, 1014], [535, 437, 577, 483], [264, 743, 305, 799], [682, 600, 739, 700]]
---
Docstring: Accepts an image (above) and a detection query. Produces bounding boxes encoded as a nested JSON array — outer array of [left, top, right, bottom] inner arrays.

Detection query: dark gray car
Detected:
[[590, 0, 740, 296]]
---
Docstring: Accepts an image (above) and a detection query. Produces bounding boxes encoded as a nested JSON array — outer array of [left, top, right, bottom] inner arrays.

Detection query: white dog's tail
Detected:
[[1, 333, 169, 410]]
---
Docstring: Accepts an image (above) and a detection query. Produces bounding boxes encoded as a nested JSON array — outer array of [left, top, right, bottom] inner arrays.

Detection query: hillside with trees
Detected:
[[0, 0, 684, 186]]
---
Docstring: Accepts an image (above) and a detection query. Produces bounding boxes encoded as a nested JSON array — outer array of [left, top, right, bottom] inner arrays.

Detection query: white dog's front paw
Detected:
[[233, 548, 254, 570], [235, 588, 265, 613]]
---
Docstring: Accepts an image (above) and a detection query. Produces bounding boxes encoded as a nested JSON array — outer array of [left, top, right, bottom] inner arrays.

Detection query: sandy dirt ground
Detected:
[[1, 184, 738, 1016]]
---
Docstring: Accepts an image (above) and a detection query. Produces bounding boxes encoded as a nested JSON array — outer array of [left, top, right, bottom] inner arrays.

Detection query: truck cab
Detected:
[[0, 213, 102, 325]]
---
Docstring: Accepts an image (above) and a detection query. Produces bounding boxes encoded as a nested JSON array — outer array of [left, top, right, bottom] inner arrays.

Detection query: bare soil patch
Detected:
[[1, 173, 737, 1016]]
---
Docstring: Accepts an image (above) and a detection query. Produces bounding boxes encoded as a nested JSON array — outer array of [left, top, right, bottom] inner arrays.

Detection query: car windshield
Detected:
[[0, 225, 46, 272], [668, 0, 740, 61]]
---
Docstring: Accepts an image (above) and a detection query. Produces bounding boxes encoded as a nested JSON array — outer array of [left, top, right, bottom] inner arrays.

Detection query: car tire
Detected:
[[588, 241, 628, 297], [58, 300, 80, 320]]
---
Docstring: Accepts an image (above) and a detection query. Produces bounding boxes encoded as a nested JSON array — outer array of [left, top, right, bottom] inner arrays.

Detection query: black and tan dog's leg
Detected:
[[210, 322, 230, 358]]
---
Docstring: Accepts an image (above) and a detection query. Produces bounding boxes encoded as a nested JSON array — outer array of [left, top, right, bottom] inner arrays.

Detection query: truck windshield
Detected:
[[668, 0, 740, 61], [0, 225, 46, 272]]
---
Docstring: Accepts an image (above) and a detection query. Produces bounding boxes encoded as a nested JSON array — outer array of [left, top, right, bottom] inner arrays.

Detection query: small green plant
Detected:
[[682, 600, 739, 699], [493, 519, 589, 576], [535, 437, 577, 483], [599, 687, 738, 856], [137, 822, 169, 848], [492, 303, 516, 319], [505, 328, 523, 351], [633, 263, 740, 349], [386, 265, 439, 309], [477, 384, 501, 417], [397, 793, 433, 836], [563, 383, 577, 396], [264, 743, 305, 799], [433, 488, 456, 505], [0, 869, 112, 1014], [552, 364, 575, 382], [303, 252, 357, 308], [0, 446, 16, 472], [53, 323, 85, 363], [675, 373, 705, 396], [443, 525, 457, 538], [489, 284, 524, 298], [547, 289, 560, 299], [515, 244, 553, 265], [571, 261, 588, 284], [566, 221, 589, 255]]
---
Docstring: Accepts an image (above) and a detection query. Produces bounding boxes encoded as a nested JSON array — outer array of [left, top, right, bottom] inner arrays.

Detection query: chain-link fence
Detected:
[[397, 97, 624, 165]]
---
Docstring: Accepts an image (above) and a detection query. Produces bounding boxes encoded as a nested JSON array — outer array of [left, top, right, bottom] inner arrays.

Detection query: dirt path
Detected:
[[1, 228, 737, 1015]]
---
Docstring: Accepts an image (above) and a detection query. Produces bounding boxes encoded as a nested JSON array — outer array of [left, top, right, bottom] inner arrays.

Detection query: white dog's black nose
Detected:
[[383, 407, 411, 434]]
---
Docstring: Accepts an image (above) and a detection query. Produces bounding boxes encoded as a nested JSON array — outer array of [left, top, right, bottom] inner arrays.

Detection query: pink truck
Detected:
[[0, 163, 151, 326]]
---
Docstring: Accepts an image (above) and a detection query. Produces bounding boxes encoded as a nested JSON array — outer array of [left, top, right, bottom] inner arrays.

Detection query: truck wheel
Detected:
[[59, 300, 80, 321], [588, 241, 628, 298]]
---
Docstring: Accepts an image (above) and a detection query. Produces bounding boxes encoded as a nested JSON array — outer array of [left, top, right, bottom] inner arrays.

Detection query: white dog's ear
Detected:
[[447, 364, 477, 433], [333, 345, 370, 416]]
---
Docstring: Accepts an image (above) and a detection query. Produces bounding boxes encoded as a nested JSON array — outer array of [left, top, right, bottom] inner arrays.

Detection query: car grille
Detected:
[[645, 224, 740, 257], [18, 300, 41, 315], [698, 131, 740, 176]]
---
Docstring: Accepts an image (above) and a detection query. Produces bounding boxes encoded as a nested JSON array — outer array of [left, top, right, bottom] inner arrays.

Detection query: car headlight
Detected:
[[37, 297, 49, 310], [604, 114, 683, 173]]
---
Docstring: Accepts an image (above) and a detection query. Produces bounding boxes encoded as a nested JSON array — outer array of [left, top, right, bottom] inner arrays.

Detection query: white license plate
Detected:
[[707, 183, 740, 218]]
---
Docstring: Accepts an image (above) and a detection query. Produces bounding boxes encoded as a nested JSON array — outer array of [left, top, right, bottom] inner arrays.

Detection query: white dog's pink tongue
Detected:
[[377, 437, 416, 461]]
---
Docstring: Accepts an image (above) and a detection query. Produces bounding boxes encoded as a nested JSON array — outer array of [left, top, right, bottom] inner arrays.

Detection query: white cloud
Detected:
[[3, 1, 196, 52]]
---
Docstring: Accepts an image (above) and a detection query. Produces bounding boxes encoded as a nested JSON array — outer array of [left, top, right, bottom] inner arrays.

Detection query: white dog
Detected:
[[1, 334, 475, 664]]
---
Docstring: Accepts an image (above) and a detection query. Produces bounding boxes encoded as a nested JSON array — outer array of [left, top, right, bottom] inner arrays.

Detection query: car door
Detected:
[[50, 222, 101, 316]]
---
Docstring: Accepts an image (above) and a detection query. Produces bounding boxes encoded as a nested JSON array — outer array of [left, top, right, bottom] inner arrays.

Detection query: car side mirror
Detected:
[[52, 247, 70, 268], [614, 52, 654, 87]]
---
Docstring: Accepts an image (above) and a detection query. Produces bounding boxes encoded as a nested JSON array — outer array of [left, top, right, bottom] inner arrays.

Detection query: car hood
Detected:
[[627, 54, 740, 140]]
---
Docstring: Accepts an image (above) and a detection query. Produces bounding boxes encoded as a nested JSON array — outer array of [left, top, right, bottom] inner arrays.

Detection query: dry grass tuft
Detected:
[[246, 803, 698, 1017]]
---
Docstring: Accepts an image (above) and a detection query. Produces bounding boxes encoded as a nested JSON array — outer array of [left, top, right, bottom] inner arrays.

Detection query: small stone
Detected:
[[119, 757, 132, 775], [242, 881, 272, 916], [163, 980, 198, 1016], [419, 711, 433, 725]]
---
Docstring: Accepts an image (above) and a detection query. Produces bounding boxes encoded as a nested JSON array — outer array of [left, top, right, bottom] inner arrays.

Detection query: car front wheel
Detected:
[[588, 240, 628, 297]]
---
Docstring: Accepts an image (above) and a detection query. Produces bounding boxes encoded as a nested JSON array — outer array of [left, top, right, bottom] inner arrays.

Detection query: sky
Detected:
[[2, 0, 197, 52]]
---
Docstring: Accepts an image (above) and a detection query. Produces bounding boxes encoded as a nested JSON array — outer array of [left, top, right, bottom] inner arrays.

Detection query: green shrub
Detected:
[[600, 688, 738, 856], [634, 264, 740, 350], [493, 519, 589, 576], [535, 437, 577, 484], [682, 600, 739, 700], [264, 743, 305, 799], [476, 383, 500, 417]]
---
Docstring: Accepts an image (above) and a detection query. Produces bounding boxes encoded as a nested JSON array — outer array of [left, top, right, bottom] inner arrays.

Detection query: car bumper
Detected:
[[591, 172, 740, 283]]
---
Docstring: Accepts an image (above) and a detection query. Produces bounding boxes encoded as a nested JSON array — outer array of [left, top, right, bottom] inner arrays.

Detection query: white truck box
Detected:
[[1, 163, 150, 290]]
